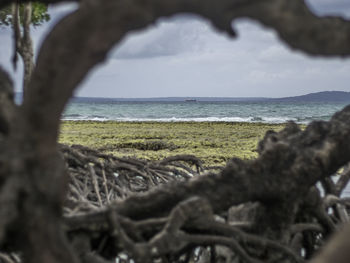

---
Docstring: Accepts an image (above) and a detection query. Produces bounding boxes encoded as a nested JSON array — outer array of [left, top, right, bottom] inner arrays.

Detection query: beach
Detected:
[[59, 121, 288, 165], [59, 100, 347, 166]]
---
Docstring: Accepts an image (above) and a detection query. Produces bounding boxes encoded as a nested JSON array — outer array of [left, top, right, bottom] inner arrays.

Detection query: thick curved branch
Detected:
[[22, 0, 160, 150], [230, 0, 350, 56], [64, 106, 350, 232], [2, 0, 349, 262], [115, 109, 350, 219], [22, 0, 350, 152], [18, 2, 350, 247]]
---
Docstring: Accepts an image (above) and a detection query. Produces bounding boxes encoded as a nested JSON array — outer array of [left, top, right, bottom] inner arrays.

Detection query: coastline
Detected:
[[62, 100, 348, 124], [59, 121, 289, 165]]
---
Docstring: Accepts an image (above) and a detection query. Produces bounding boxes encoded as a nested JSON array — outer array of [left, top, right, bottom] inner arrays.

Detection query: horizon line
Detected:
[[73, 90, 349, 100], [14, 90, 349, 100]]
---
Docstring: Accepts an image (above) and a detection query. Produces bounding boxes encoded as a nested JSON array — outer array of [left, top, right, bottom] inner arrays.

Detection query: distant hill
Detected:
[[16, 91, 350, 103], [71, 91, 350, 103], [270, 91, 350, 102]]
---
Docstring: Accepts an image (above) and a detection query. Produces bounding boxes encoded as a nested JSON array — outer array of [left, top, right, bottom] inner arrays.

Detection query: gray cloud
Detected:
[[113, 0, 350, 61], [114, 15, 209, 59], [79, 18, 350, 98], [1, 1, 350, 98]]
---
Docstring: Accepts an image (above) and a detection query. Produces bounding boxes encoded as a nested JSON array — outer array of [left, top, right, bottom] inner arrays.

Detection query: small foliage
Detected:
[[0, 2, 50, 27]]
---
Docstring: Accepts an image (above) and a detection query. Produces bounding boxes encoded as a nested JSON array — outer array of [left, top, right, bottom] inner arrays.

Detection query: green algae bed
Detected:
[[59, 121, 288, 166]]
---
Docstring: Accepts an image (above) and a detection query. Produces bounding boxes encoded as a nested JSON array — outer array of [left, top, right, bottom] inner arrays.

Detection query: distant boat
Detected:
[[185, 99, 197, 102]]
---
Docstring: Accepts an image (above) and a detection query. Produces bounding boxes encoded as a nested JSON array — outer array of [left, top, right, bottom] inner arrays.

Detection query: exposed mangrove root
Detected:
[[55, 141, 350, 263], [1, 0, 350, 262], [61, 144, 216, 215], [2, 66, 350, 261]]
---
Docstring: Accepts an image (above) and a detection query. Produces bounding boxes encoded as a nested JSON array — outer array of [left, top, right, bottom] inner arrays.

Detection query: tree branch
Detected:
[[105, 110, 350, 221], [1, 0, 350, 262], [10, 2, 21, 70], [21, 0, 350, 151], [22, 2, 32, 42]]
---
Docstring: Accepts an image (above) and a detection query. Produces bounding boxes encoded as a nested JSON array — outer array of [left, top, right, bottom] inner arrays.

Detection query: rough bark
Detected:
[[11, 2, 35, 95], [0, 67, 15, 136], [20, 0, 350, 161], [61, 108, 350, 262], [0, 68, 78, 263], [20, 2, 34, 94], [1, 1, 350, 263]]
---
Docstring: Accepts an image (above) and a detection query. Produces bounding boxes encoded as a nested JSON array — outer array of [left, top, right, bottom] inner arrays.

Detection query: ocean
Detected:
[[62, 98, 350, 196], [63, 100, 349, 124]]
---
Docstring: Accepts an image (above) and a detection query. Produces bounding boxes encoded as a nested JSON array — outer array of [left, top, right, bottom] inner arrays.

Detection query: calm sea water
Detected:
[[63, 100, 349, 124]]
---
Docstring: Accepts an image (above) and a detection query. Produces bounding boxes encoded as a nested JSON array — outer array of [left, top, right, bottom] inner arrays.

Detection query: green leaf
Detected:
[[0, 2, 50, 27]]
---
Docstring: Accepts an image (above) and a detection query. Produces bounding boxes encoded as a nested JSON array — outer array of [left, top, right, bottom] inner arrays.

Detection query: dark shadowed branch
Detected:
[[1, 0, 350, 263], [20, 0, 350, 151]]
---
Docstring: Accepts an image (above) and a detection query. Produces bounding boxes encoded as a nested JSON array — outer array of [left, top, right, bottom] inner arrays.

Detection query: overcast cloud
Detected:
[[1, 0, 350, 98]]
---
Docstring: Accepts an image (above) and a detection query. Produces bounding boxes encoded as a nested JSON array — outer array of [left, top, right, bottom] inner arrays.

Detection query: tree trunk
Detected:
[[20, 2, 34, 96], [2, 0, 350, 263], [11, 2, 35, 96]]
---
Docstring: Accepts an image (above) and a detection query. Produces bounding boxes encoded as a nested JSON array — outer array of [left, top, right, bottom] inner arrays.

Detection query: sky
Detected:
[[0, 0, 350, 98]]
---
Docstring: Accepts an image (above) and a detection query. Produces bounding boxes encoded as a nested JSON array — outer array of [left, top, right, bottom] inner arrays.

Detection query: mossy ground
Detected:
[[59, 121, 288, 166]]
